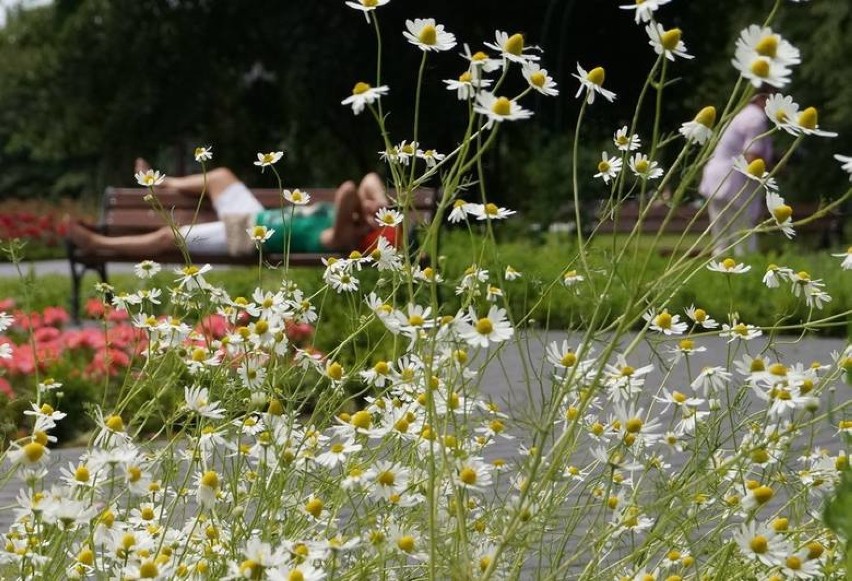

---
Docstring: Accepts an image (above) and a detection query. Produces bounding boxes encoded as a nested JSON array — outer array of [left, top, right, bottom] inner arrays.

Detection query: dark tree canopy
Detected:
[[0, 0, 848, 223]]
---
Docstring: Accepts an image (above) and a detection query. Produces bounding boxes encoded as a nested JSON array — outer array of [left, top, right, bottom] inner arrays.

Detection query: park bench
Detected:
[[65, 187, 438, 321], [596, 199, 844, 245]]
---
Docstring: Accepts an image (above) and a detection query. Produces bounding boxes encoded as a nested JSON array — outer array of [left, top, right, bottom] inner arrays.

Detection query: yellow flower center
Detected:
[[775, 109, 788, 123], [672, 391, 687, 404], [476, 318, 494, 335], [752, 485, 774, 504], [625, 418, 643, 433], [373, 361, 390, 375], [749, 535, 768, 553], [751, 448, 769, 463], [635, 159, 650, 173], [785, 555, 802, 570], [598, 160, 611, 173], [722, 258, 737, 270], [750, 58, 770, 78], [679, 339, 694, 351], [733, 323, 749, 336], [695, 106, 716, 128], [472, 51, 489, 61], [620, 365, 635, 377], [459, 467, 478, 485], [139, 560, 159, 578], [201, 470, 218, 489], [772, 517, 789, 531], [807, 541, 824, 559], [74, 465, 90, 482], [331, 443, 345, 454], [418, 24, 437, 46], [459, 71, 472, 83], [305, 498, 323, 518], [484, 203, 499, 216], [240, 560, 262, 579], [362, 0, 378, 6], [377, 470, 395, 486], [105, 414, 125, 432], [746, 158, 766, 177], [755, 35, 778, 58], [491, 97, 512, 116], [397, 535, 416, 553], [326, 362, 344, 381], [288, 571, 304, 581], [654, 312, 673, 329], [351, 410, 372, 429], [587, 67, 605, 86], [773, 204, 792, 223], [77, 547, 94, 565], [23, 442, 45, 463], [769, 363, 787, 376], [40, 403, 54, 415], [505, 33, 524, 56], [530, 71, 546, 87], [660, 28, 682, 51], [561, 352, 577, 367], [798, 106, 818, 129], [352, 82, 371, 95]]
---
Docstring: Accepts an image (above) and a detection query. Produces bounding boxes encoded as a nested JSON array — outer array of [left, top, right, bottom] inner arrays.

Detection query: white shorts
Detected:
[[179, 182, 264, 255]]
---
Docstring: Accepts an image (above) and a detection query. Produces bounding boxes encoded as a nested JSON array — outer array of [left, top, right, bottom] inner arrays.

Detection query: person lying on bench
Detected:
[[67, 160, 398, 257]]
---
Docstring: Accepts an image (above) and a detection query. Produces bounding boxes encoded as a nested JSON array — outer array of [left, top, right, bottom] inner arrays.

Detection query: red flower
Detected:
[[0, 377, 13, 399], [42, 306, 70, 328], [84, 299, 106, 319]]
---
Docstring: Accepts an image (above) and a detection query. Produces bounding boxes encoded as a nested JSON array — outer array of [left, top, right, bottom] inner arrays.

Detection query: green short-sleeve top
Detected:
[[254, 203, 335, 254]]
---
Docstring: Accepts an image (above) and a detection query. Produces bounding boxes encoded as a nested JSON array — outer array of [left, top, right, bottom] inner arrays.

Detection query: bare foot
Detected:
[[66, 220, 99, 252], [134, 157, 152, 174]]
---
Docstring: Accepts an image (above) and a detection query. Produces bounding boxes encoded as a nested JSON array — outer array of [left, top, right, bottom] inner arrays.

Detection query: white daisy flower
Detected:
[[474, 92, 533, 126], [447, 199, 473, 223], [573, 63, 616, 104], [484, 31, 540, 64], [462, 44, 502, 73], [732, 49, 792, 89], [466, 202, 516, 221], [764, 93, 800, 133], [831, 246, 852, 270], [628, 153, 663, 180], [762, 263, 794, 287], [341, 81, 389, 115], [619, 0, 671, 23], [685, 305, 719, 329], [184, 386, 225, 419], [720, 320, 763, 342], [643, 309, 688, 335], [504, 265, 522, 281], [691, 366, 732, 397], [133, 260, 161, 279], [765, 191, 795, 238], [193, 146, 213, 162], [732, 520, 790, 566], [416, 148, 445, 167], [247, 224, 274, 244], [732, 155, 778, 191], [789, 106, 838, 138], [707, 257, 751, 274], [459, 306, 513, 348], [254, 151, 284, 167], [522, 63, 559, 96], [444, 70, 492, 100], [594, 151, 622, 184], [736, 25, 801, 68], [613, 126, 641, 151], [344, 0, 390, 23], [403, 18, 456, 52], [646, 23, 693, 61], [679, 106, 716, 145], [135, 169, 165, 187], [835, 154, 852, 180], [375, 207, 404, 227], [283, 189, 311, 205]]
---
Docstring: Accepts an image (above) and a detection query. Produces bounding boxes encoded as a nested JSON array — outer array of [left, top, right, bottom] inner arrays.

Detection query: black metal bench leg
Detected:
[[69, 258, 84, 325]]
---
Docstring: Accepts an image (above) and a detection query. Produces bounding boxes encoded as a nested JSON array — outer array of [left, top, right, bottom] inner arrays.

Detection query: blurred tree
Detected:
[[0, 0, 847, 223]]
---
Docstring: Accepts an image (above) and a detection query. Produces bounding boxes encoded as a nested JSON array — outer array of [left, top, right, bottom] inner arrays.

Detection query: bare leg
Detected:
[[357, 172, 390, 224], [136, 158, 241, 205], [320, 181, 372, 251], [68, 222, 178, 256]]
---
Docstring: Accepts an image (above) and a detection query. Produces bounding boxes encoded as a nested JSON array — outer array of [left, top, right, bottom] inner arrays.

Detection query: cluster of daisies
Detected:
[[2, 244, 847, 578]]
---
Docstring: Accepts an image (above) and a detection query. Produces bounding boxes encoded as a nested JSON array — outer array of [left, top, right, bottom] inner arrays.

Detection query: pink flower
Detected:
[[0, 377, 13, 399], [33, 327, 61, 344], [42, 306, 70, 328]]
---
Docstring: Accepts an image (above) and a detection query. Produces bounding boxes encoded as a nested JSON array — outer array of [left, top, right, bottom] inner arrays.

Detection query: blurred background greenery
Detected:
[[0, 0, 849, 231]]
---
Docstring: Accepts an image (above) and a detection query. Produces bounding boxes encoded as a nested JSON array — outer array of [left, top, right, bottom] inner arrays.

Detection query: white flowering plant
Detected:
[[0, 0, 851, 580]]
